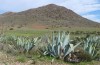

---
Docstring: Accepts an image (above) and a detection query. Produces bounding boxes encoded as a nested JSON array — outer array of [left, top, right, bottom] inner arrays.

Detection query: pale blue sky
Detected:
[[0, 0, 100, 23]]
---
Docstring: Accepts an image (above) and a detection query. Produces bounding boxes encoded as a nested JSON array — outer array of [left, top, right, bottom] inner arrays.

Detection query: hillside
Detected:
[[0, 4, 100, 29]]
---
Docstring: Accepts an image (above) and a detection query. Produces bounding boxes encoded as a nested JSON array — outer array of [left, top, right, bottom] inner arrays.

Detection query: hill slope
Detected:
[[0, 4, 100, 29]]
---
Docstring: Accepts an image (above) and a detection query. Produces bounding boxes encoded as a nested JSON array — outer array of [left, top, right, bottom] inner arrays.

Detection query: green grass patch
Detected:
[[16, 55, 28, 63], [3, 27, 100, 37], [5, 29, 50, 37]]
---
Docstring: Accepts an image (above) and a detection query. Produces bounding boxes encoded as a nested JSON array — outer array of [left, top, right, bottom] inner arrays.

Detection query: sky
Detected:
[[0, 0, 100, 23]]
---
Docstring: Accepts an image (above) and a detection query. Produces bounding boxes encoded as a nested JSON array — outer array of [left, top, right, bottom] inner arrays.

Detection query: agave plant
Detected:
[[15, 36, 41, 53], [43, 31, 81, 59], [0, 35, 15, 44], [0, 35, 41, 54], [83, 36, 100, 59]]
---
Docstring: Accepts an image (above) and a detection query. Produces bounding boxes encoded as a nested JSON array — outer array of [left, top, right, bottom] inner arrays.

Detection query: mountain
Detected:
[[0, 10, 7, 14], [0, 4, 100, 29]]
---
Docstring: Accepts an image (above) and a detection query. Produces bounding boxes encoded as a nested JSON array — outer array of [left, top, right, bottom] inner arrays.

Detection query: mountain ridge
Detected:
[[0, 4, 100, 29]]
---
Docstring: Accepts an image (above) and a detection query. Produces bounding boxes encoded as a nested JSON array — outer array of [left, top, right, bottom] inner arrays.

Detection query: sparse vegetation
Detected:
[[0, 31, 100, 65]]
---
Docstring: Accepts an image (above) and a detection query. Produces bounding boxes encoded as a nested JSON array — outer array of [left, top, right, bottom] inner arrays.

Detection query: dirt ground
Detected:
[[32, 24, 48, 29], [0, 51, 100, 65], [0, 52, 68, 65]]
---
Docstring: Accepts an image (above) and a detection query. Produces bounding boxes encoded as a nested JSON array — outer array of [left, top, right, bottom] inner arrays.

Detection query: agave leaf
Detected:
[[73, 42, 81, 49], [33, 37, 38, 43], [64, 44, 70, 57], [62, 33, 70, 49], [58, 31, 61, 44]]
